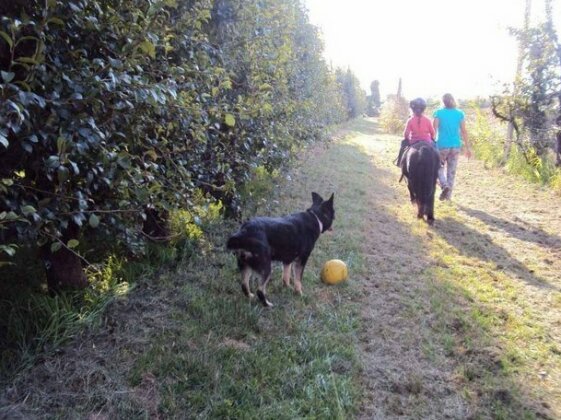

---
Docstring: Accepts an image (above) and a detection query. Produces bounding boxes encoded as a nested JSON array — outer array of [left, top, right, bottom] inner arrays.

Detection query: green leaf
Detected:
[[15, 36, 40, 47], [46, 155, 60, 168], [21, 205, 36, 216], [14, 80, 31, 91], [16, 57, 39, 65], [46, 17, 65, 26], [0, 261, 15, 268], [0, 31, 13, 49], [67, 239, 79, 249], [224, 113, 236, 127], [57, 166, 69, 183], [0, 244, 17, 257], [1, 71, 15, 83], [51, 242, 62, 253], [145, 149, 158, 160], [89, 213, 100, 228], [56, 137, 66, 154], [138, 40, 156, 59]]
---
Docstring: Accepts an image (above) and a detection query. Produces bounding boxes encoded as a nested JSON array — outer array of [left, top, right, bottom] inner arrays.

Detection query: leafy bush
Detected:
[[0, 0, 349, 288], [469, 108, 504, 167], [336, 68, 367, 119], [379, 95, 409, 135], [468, 107, 561, 190]]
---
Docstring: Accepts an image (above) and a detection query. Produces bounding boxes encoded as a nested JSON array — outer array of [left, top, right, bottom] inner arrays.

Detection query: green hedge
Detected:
[[0, 0, 350, 286]]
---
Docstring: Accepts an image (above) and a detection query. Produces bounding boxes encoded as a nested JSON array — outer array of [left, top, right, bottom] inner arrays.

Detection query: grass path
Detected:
[[344, 118, 561, 418], [2, 118, 560, 418]]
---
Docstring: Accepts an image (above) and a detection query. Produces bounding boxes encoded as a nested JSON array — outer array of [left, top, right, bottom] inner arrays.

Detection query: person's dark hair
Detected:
[[442, 93, 456, 109]]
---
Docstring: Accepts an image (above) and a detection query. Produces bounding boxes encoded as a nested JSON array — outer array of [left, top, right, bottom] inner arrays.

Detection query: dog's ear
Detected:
[[311, 192, 323, 205], [321, 193, 334, 210]]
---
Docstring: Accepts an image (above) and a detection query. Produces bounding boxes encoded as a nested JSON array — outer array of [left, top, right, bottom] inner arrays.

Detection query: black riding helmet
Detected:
[[409, 97, 427, 114]]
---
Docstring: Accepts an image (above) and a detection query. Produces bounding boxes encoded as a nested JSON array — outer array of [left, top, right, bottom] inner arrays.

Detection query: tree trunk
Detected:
[[504, 0, 531, 161], [41, 224, 88, 293], [142, 208, 170, 242], [545, 0, 561, 165], [556, 130, 561, 166]]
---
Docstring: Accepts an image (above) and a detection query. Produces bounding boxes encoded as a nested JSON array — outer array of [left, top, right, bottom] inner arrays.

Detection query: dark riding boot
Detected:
[[395, 139, 409, 167]]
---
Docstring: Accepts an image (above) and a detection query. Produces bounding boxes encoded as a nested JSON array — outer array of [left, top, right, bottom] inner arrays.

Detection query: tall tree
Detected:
[[336, 68, 366, 119], [504, 0, 532, 161], [544, 0, 561, 165], [492, 0, 560, 160], [366, 80, 381, 117]]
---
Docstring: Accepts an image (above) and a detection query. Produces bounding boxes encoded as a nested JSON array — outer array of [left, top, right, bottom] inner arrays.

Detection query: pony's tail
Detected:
[[410, 147, 439, 216]]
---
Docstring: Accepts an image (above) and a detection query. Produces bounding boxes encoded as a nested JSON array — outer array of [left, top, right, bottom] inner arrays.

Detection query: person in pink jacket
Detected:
[[396, 98, 435, 166]]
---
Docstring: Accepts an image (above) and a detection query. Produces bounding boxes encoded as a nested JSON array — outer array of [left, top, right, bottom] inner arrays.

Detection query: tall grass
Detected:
[[0, 255, 132, 380], [468, 107, 561, 191], [0, 194, 223, 382]]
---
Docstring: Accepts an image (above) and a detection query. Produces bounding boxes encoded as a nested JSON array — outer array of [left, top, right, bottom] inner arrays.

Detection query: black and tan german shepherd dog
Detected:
[[400, 142, 440, 225], [227, 192, 335, 307]]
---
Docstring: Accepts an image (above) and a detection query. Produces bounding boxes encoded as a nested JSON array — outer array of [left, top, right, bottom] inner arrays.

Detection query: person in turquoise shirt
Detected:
[[433, 93, 472, 200]]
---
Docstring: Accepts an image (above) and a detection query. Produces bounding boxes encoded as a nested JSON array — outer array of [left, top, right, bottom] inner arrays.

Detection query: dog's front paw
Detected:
[[294, 288, 303, 296]]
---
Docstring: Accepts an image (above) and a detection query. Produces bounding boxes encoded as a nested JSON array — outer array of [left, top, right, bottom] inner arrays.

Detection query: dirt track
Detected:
[[345, 118, 561, 418]]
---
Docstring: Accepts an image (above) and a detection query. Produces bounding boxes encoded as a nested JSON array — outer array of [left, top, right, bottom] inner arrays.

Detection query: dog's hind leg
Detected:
[[282, 263, 292, 288], [292, 257, 308, 296], [256, 262, 274, 307], [241, 266, 254, 298]]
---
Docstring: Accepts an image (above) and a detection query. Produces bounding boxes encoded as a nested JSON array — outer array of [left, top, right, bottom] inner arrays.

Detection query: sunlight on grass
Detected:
[[425, 216, 561, 417], [122, 125, 374, 418], [350, 119, 560, 417]]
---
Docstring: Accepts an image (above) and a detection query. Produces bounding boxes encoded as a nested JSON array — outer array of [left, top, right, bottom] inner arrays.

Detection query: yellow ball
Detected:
[[321, 259, 348, 285]]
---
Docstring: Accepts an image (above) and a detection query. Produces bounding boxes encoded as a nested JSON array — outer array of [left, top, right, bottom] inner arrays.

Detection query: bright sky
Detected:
[[304, 0, 559, 100]]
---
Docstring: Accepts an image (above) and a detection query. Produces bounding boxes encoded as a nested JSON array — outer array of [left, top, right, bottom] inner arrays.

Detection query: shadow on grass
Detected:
[[320, 140, 548, 418], [459, 205, 561, 250], [0, 131, 552, 419], [438, 216, 559, 291]]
